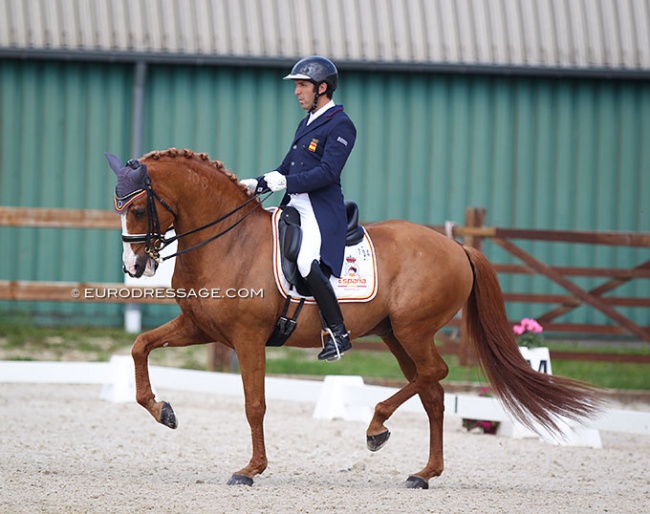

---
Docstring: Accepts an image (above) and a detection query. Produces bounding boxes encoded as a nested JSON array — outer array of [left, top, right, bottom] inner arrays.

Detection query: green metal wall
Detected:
[[0, 60, 135, 325], [339, 71, 650, 326], [1, 59, 648, 328]]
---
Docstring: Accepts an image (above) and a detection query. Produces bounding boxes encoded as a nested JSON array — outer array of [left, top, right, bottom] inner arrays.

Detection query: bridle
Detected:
[[119, 160, 270, 264]]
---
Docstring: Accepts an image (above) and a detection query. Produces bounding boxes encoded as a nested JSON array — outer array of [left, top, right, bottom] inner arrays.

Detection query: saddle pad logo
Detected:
[[344, 255, 358, 276], [308, 139, 319, 152]]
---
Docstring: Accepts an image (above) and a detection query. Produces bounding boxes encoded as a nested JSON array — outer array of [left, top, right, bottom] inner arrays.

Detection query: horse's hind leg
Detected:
[[369, 330, 448, 489], [366, 331, 417, 450], [407, 374, 446, 489], [131, 314, 209, 428]]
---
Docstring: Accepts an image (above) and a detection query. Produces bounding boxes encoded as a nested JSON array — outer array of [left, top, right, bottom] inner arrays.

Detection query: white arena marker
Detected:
[[99, 355, 137, 403], [1, 360, 648, 440], [313, 375, 372, 423]]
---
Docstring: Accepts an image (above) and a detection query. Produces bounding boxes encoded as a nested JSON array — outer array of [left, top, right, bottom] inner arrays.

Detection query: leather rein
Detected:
[[120, 165, 270, 264]]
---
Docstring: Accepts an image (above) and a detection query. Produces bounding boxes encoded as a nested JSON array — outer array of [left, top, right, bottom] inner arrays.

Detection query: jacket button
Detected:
[[293, 145, 297, 149], [290, 161, 295, 166]]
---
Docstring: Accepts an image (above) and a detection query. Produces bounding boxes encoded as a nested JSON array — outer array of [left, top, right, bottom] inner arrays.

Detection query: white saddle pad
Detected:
[[270, 207, 378, 303]]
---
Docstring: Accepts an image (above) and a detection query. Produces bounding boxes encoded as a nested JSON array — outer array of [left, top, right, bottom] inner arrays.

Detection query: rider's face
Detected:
[[293, 80, 317, 111], [293, 80, 328, 111]]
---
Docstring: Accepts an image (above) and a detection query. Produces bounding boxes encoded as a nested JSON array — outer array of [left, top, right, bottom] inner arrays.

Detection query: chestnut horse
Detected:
[[109, 148, 601, 489]]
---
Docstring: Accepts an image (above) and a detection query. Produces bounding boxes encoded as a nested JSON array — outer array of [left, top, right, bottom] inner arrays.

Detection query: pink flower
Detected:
[[513, 318, 543, 335], [479, 387, 490, 396], [523, 318, 543, 333]]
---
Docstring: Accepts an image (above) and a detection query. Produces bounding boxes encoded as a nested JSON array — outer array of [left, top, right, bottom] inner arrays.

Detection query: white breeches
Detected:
[[287, 193, 322, 277]]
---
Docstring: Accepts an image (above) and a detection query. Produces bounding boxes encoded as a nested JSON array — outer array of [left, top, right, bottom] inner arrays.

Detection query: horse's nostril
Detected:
[[132, 253, 150, 278]]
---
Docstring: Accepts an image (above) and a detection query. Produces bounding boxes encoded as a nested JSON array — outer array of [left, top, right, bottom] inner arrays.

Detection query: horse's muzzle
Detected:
[[124, 253, 157, 278]]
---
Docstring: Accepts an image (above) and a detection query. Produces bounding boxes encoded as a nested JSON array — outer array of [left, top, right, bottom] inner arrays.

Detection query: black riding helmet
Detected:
[[284, 56, 338, 112]]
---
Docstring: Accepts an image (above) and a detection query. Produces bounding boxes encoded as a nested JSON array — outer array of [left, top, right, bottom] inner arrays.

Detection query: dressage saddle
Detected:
[[279, 200, 365, 297]]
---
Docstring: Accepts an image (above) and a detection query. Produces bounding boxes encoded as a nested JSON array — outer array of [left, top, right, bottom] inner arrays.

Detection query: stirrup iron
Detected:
[[320, 327, 342, 361]]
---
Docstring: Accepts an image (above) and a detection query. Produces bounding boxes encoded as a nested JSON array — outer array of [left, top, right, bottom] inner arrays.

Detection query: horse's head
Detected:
[[106, 153, 175, 278]]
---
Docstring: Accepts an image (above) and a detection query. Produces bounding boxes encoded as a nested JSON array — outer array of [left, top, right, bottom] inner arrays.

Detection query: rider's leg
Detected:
[[290, 194, 351, 361], [303, 259, 351, 361]]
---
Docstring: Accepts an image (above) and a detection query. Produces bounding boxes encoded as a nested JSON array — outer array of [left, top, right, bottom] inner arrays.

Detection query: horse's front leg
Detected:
[[131, 314, 208, 428], [227, 341, 268, 486]]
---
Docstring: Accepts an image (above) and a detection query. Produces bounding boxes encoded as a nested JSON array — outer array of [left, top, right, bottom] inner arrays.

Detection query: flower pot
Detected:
[[518, 346, 552, 375]]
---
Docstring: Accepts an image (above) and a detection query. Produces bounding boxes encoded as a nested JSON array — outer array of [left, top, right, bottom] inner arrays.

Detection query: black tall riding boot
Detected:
[[304, 260, 351, 361]]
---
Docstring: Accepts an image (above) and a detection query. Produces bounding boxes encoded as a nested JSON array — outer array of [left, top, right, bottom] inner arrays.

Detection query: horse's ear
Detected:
[[105, 153, 124, 176], [133, 163, 148, 183]]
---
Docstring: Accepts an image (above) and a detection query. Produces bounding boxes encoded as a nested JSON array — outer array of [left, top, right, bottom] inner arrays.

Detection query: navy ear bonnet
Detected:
[[105, 152, 149, 213]]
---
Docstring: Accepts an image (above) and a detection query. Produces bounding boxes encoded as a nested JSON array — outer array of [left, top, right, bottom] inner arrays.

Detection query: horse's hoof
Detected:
[[405, 475, 429, 489], [160, 402, 177, 429], [367, 430, 391, 452], [227, 474, 254, 486]]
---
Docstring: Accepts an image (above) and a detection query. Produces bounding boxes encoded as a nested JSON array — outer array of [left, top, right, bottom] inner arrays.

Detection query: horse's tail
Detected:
[[461, 246, 603, 434]]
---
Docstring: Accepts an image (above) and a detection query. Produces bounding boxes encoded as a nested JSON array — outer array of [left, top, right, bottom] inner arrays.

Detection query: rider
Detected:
[[240, 56, 357, 361]]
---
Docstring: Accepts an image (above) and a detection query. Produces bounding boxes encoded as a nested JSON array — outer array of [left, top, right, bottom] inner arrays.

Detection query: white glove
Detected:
[[264, 171, 287, 192], [239, 178, 258, 195]]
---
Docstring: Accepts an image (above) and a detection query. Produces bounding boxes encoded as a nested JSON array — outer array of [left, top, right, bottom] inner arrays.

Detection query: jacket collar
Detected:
[[294, 105, 344, 141]]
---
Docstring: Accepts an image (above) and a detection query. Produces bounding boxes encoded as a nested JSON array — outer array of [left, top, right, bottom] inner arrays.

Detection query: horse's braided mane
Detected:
[[143, 147, 253, 197]]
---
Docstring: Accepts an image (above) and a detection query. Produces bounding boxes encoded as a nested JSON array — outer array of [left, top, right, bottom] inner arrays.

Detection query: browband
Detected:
[[114, 189, 147, 213]]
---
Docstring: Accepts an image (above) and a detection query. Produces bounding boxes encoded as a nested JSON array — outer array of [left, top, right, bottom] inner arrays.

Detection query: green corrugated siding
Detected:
[[142, 66, 301, 173], [0, 60, 178, 327], [1, 59, 648, 329], [340, 72, 649, 326]]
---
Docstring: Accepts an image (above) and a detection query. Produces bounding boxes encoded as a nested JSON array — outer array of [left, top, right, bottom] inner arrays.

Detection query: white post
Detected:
[[123, 231, 177, 333], [124, 304, 142, 333]]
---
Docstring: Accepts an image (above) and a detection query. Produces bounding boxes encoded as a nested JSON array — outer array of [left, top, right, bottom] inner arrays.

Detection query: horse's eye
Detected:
[[132, 207, 146, 219]]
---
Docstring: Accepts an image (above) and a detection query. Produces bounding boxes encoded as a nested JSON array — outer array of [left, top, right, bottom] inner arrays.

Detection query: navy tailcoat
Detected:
[[276, 105, 356, 276]]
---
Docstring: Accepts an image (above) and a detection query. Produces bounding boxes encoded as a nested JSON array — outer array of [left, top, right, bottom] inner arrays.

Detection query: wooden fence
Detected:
[[0, 207, 173, 304], [449, 208, 649, 365], [1, 206, 648, 367]]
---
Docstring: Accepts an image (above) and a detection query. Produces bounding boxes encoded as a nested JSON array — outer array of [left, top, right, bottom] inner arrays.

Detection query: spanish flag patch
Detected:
[[308, 138, 319, 152]]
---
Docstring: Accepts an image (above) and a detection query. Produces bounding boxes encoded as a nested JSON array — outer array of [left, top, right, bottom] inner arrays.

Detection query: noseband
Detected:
[[119, 160, 269, 263]]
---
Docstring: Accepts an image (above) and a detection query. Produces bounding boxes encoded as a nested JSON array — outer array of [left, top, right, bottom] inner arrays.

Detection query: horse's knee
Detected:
[[131, 340, 144, 360], [131, 335, 153, 361], [245, 399, 266, 422]]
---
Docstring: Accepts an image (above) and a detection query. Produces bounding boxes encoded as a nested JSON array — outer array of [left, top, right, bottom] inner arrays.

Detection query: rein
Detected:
[[122, 172, 271, 263]]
